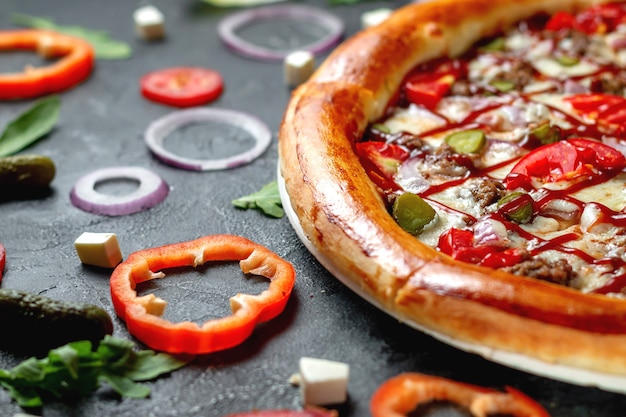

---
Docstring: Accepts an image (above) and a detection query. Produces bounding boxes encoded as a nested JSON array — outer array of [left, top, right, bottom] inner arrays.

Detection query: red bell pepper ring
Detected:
[[370, 373, 550, 417], [505, 138, 626, 187], [0, 29, 94, 100], [110, 234, 296, 354]]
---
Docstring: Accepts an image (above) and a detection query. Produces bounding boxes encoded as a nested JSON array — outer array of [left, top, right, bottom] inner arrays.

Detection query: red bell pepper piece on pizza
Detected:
[[546, 3, 626, 34], [370, 373, 550, 417], [565, 94, 626, 135], [110, 234, 296, 354], [0, 29, 94, 100], [437, 227, 523, 268], [355, 141, 409, 192], [404, 58, 467, 109], [505, 138, 626, 188]]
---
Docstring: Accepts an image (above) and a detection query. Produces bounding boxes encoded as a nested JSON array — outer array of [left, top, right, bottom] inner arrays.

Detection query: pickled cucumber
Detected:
[[0, 154, 55, 188], [0, 288, 113, 356]]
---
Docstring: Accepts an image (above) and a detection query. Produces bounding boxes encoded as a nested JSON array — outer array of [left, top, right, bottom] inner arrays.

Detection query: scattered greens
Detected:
[[11, 13, 132, 60], [233, 180, 284, 218], [0, 336, 192, 409], [0, 95, 60, 158]]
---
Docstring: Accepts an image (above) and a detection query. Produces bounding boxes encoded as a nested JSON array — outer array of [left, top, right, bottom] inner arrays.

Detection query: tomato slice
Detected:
[[140, 67, 224, 108], [506, 138, 626, 186]]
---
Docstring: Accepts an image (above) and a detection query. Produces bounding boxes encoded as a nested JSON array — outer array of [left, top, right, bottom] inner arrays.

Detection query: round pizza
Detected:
[[278, 0, 626, 387]]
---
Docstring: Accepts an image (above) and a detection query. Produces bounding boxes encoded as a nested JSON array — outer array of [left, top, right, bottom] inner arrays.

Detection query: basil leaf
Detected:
[[232, 180, 285, 218], [0, 95, 61, 157], [100, 373, 151, 398], [11, 13, 132, 60], [0, 336, 192, 407]]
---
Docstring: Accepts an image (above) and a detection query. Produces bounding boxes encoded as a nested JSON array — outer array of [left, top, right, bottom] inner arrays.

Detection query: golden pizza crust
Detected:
[[279, 0, 626, 375]]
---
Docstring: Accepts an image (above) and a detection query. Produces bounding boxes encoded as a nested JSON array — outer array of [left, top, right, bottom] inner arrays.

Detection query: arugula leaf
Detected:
[[0, 95, 60, 157], [0, 336, 192, 408], [11, 13, 132, 60], [232, 180, 284, 218]]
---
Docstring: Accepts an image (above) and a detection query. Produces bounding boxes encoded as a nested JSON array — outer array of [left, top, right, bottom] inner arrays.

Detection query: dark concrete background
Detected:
[[1, 0, 625, 415]]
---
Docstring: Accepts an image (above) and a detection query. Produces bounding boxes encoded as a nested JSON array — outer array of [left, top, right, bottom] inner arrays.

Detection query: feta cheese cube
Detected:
[[360, 8, 393, 29], [134, 5, 166, 40], [299, 357, 349, 406], [284, 50, 315, 87], [74, 232, 123, 268]]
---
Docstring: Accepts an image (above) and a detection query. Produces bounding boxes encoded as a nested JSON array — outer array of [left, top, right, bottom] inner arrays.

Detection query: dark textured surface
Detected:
[[1, 0, 626, 416]]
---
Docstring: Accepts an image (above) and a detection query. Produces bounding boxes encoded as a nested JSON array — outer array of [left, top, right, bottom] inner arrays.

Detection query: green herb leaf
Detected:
[[0, 336, 192, 408], [11, 13, 132, 60], [0, 95, 61, 158], [232, 180, 284, 218]]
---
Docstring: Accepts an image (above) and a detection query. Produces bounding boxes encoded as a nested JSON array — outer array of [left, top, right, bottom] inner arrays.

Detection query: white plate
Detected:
[[277, 166, 626, 394]]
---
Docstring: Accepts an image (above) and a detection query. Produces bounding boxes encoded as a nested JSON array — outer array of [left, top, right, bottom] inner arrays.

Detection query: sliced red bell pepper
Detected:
[[0, 243, 5, 283], [0, 29, 94, 100], [546, 3, 626, 34], [437, 227, 523, 268], [370, 373, 550, 417], [565, 93, 626, 135], [506, 138, 626, 186], [110, 234, 296, 354], [355, 141, 409, 192], [404, 58, 466, 109]]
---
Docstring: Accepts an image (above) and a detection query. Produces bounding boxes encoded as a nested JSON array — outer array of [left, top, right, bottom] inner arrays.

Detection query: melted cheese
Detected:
[[370, 12, 626, 295]]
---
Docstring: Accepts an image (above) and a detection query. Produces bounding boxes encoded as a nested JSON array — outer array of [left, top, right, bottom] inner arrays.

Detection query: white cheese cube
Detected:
[[299, 357, 349, 406], [360, 8, 393, 29], [134, 5, 166, 40], [74, 232, 123, 268], [284, 50, 315, 87]]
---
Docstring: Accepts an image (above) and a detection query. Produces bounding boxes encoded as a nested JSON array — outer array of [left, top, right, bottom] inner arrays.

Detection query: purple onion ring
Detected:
[[70, 166, 169, 216], [144, 107, 272, 171], [217, 4, 344, 61]]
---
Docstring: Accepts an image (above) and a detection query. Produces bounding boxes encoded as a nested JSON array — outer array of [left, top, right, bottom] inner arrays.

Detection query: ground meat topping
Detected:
[[467, 177, 507, 208], [490, 58, 535, 91], [418, 144, 471, 180], [501, 256, 576, 286]]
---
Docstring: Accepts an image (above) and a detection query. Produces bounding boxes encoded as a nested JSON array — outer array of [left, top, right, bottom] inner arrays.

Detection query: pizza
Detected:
[[278, 0, 626, 381]]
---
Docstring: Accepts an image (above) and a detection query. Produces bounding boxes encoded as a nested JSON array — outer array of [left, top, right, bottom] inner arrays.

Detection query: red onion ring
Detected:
[[217, 4, 344, 61], [144, 107, 272, 171], [70, 167, 169, 216]]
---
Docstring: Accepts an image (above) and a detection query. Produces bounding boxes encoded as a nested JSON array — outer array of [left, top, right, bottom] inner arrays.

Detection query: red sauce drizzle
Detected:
[[360, 7, 626, 292]]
